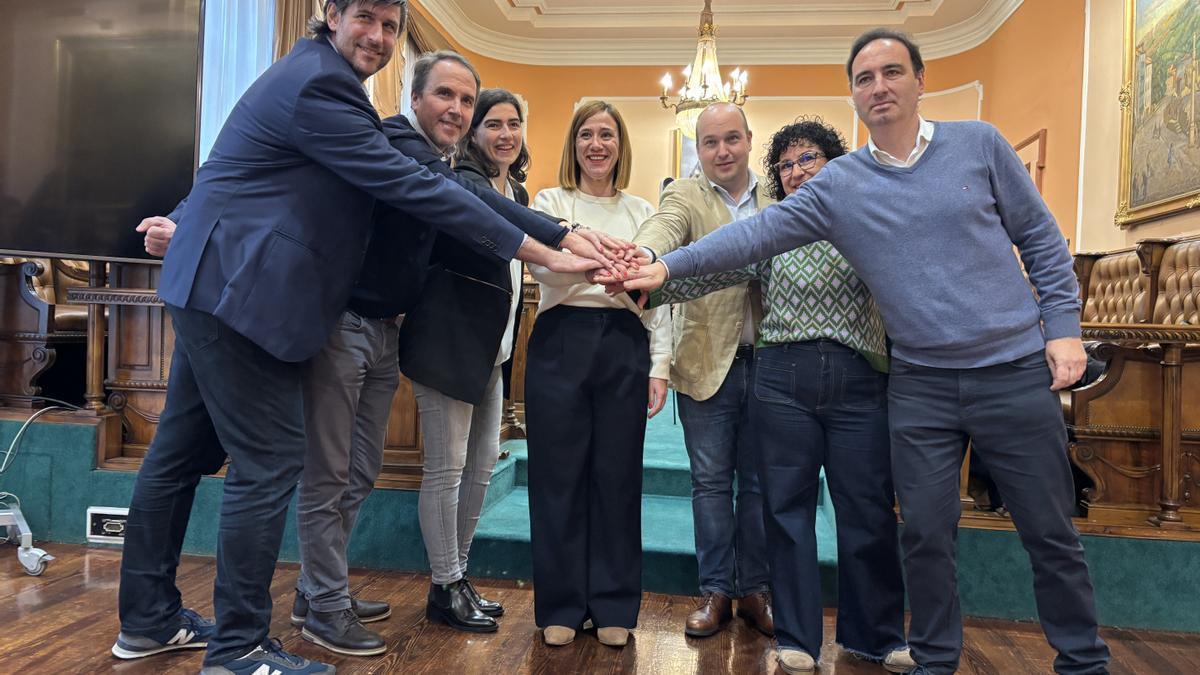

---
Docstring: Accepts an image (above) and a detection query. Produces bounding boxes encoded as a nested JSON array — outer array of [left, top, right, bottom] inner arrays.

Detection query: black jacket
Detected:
[[396, 159, 556, 405], [348, 116, 563, 319]]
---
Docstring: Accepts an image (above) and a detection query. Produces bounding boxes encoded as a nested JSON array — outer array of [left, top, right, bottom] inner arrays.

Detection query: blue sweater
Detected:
[[660, 121, 1080, 369]]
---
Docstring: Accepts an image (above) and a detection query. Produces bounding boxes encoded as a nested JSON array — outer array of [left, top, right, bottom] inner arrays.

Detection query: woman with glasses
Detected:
[[650, 118, 911, 674]]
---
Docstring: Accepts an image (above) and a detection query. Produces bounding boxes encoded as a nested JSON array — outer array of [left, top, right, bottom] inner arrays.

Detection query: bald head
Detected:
[[696, 102, 750, 141], [694, 102, 754, 199]]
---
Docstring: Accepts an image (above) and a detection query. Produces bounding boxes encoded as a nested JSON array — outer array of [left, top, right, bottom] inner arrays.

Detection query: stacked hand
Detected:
[[588, 261, 668, 307], [559, 225, 642, 277]]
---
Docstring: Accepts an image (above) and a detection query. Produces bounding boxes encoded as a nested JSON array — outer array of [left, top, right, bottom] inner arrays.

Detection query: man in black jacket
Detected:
[[291, 50, 621, 657]]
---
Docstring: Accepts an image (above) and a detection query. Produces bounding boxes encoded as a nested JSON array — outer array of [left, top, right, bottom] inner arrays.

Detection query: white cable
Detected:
[[0, 406, 72, 475]]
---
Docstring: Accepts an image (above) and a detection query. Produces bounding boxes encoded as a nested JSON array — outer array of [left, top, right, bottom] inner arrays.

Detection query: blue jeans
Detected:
[[118, 305, 307, 666], [676, 354, 769, 597], [890, 351, 1109, 675], [752, 341, 906, 659]]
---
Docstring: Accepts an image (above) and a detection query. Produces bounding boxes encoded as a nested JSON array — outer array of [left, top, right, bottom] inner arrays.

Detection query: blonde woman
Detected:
[[525, 101, 670, 648]]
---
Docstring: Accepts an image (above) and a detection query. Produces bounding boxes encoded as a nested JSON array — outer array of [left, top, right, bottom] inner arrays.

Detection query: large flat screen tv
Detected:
[[0, 0, 202, 263]]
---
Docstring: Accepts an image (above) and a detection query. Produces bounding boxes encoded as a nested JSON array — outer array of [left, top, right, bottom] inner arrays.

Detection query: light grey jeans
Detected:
[[296, 309, 400, 612], [414, 365, 504, 585]]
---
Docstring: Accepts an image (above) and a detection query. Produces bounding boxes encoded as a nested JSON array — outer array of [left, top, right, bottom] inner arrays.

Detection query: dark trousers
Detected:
[[525, 306, 649, 629], [676, 355, 770, 597], [118, 305, 307, 666], [889, 350, 1110, 675], [752, 341, 906, 659]]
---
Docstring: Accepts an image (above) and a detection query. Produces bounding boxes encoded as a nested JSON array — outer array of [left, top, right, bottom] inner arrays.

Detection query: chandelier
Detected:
[[659, 0, 748, 138]]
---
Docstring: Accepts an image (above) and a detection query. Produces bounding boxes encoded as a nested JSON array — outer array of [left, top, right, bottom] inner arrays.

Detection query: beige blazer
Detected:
[[633, 175, 775, 401]]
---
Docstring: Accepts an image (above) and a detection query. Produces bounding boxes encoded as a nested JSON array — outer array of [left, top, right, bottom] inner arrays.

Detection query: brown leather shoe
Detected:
[[736, 590, 775, 637], [685, 592, 733, 637]]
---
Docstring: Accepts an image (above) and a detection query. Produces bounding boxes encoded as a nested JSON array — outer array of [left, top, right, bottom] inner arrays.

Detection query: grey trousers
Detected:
[[414, 365, 504, 585], [297, 310, 400, 612]]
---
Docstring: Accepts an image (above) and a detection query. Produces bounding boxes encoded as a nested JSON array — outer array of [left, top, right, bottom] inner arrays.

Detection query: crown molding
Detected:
[[417, 0, 1023, 66], [498, 1, 944, 29]]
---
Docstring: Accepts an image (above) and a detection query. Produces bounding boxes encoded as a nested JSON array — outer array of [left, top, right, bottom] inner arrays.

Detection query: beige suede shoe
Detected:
[[542, 625, 575, 646], [884, 646, 917, 673], [597, 627, 629, 647], [777, 648, 816, 674]]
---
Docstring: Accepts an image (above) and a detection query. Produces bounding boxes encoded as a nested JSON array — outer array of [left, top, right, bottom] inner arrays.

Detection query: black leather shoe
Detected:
[[291, 589, 392, 626], [301, 608, 387, 657], [462, 578, 504, 617], [425, 581, 498, 633], [350, 597, 391, 622]]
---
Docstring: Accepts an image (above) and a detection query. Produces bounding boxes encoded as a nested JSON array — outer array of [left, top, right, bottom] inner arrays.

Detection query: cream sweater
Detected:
[[530, 187, 672, 380]]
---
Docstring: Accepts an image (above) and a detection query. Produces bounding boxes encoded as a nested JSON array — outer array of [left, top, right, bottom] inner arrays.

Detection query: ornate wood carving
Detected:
[[0, 260, 88, 407]]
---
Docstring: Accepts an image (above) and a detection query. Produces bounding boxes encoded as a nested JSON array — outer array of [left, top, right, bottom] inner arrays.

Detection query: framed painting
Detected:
[[1116, 0, 1200, 228], [670, 128, 702, 181]]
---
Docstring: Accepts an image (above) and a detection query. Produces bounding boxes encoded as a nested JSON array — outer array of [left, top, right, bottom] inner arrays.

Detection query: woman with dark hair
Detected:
[[525, 100, 671, 649], [650, 118, 912, 674], [401, 88, 547, 634], [457, 88, 532, 196]]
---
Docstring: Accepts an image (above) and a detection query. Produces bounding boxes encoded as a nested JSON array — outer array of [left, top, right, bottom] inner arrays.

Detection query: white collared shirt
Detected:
[[868, 117, 936, 168], [706, 171, 760, 345], [708, 172, 760, 222]]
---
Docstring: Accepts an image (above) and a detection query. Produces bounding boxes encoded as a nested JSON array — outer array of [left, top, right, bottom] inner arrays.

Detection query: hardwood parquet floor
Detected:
[[1, 545, 1197, 674]]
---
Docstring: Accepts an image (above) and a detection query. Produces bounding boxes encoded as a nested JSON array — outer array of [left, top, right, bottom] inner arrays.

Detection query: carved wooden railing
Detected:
[[1013, 128, 1048, 195], [1076, 323, 1200, 530]]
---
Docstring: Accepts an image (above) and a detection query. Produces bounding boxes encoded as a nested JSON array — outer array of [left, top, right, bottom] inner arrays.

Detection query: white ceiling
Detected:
[[418, 0, 1023, 65]]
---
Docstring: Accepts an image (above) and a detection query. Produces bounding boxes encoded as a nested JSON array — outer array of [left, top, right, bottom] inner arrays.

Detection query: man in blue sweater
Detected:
[[618, 29, 1109, 675]]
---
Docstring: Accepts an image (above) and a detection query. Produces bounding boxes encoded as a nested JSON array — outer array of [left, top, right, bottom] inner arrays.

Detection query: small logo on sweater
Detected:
[[962, 185, 969, 191]]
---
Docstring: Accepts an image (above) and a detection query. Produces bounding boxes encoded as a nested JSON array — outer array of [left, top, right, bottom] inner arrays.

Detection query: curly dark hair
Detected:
[[457, 88, 530, 184], [762, 116, 848, 201]]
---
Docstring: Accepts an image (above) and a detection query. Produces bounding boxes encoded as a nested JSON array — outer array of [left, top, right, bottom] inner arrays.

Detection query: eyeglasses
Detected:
[[774, 151, 825, 176]]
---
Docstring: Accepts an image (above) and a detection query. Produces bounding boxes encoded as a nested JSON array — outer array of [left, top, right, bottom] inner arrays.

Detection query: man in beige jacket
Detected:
[[634, 103, 774, 638]]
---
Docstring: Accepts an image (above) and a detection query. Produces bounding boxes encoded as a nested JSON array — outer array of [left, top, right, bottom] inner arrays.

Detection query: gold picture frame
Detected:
[[1115, 0, 1200, 228]]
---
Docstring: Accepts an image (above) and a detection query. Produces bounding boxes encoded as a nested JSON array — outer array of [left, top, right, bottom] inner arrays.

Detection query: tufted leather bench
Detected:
[[1069, 235, 1200, 530], [1152, 239, 1200, 326]]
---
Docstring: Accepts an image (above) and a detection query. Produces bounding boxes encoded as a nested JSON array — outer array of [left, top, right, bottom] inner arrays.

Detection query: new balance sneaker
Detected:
[[111, 607, 214, 659], [199, 638, 335, 674]]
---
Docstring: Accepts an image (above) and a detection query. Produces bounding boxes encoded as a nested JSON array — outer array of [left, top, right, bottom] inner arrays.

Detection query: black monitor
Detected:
[[0, 0, 202, 263]]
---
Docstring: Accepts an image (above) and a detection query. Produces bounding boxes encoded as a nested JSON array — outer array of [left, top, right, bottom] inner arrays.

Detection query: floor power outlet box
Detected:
[[87, 507, 129, 544]]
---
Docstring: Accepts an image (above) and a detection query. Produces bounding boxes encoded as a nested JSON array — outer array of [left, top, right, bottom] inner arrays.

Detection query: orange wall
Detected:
[[411, 1, 1086, 236], [929, 0, 1087, 243]]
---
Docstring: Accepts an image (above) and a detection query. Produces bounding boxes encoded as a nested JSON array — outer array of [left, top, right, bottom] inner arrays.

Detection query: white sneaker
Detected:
[[884, 646, 918, 673], [777, 648, 816, 674]]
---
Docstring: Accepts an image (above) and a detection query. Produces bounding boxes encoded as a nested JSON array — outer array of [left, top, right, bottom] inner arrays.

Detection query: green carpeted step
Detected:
[[500, 441, 694, 499], [469, 486, 839, 598]]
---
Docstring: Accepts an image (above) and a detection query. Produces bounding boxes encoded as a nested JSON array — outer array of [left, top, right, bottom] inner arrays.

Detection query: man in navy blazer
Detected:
[[112, 3, 616, 674]]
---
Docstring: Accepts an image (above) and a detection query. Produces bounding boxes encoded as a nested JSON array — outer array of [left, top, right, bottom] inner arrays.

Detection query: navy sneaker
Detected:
[[199, 638, 335, 674], [111, 607, 215, 659]]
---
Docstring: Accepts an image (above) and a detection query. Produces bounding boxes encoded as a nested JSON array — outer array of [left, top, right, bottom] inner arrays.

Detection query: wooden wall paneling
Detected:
[[103, 263, 169, 466], [505, 277, 539, 432], [376, 369, 424, 490]]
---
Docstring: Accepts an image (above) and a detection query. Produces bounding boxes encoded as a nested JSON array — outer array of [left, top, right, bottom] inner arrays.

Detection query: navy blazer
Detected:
[[158, 38, 527, 362], [349, 115, 563, 319]]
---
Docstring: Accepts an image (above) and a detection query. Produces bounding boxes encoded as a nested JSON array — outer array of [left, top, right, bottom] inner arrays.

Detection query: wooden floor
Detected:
[[2, 545, 1197, 674]]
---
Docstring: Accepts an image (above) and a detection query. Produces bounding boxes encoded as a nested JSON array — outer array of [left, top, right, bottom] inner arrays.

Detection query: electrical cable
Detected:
[[1, 406, 72, 475], [0, 397, 83, 476], [0, 398, 77, 552]]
